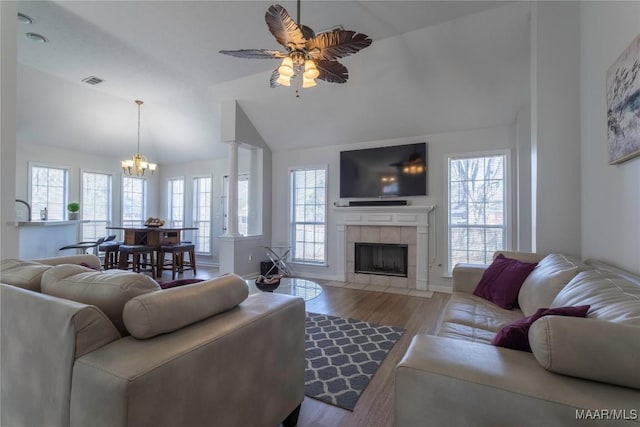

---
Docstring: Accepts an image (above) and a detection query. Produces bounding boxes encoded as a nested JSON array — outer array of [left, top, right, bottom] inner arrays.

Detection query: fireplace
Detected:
[[354, 243, 408, 277]]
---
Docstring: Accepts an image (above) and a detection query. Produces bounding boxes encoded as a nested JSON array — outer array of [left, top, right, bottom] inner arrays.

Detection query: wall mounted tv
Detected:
[[340, 142, 427, 198]]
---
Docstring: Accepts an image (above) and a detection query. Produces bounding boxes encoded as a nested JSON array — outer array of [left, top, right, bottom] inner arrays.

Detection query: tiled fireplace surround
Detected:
[[347, 226, 416, 288], [334, 205, 435, 291]]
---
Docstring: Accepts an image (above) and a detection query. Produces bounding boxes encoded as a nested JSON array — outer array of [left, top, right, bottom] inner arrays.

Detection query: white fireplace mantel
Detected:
[[333, 205, 435, 291]]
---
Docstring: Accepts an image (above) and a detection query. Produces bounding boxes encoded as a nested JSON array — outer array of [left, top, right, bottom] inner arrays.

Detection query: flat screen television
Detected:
[[340, 143, 427, 198]]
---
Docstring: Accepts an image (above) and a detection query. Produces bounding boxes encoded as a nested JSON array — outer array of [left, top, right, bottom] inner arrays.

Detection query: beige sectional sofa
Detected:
[[396, 252, 640, 427], [1, 255, 305, 427]]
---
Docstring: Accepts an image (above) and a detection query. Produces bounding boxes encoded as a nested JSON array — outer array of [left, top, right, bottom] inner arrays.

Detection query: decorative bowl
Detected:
[[255, 275, 281, 292]]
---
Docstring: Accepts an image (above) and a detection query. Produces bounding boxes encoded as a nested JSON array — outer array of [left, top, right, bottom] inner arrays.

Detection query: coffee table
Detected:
[[246, 277, 322, 301]]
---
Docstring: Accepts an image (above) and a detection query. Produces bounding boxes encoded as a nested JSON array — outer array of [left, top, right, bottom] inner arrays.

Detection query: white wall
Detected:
[[580, 2, 640, 274], [271, 125, 518, 288], [16, 143, 161, 239], [516, 106, 532, 252], [1, 0, 19, 259], [531, 1, 582, 256]]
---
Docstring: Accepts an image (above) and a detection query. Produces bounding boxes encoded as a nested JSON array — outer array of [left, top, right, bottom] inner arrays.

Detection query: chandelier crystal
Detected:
[[121, 100, 156, 176]]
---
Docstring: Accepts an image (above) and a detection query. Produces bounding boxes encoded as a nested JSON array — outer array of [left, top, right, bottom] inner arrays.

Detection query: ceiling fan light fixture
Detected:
[[278, 57, 294, 77], [302, 75, 317, 88], [277, 74, 291, 86], [303, 59, 320, 79], [219, 3, 371, 91]]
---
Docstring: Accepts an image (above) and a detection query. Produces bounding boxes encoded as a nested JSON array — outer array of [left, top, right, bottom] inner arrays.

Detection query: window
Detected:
[[82, 172, 112, 240], [290, 167, 327, 264], [122, 177, 147, 227], [222, 174, 249, 236], [30, 165, 68, 220], [447, 153, 508, 273], [168, 178, 185, 228], [193, 176, 212, 254]]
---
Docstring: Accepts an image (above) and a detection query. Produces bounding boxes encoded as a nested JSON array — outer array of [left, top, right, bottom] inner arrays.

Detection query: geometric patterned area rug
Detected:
[[304, 312, 405, 411]]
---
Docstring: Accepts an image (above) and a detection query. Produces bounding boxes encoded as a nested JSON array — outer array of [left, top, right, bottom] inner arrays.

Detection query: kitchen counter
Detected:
[[17, 221, 85, 259], [17, 220, 87, 227]]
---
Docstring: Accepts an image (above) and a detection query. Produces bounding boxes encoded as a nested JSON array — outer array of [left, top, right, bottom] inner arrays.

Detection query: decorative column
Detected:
[[416, 225, 429, 291], [247, 147, 261, 235], [225, 141, 240, 237]]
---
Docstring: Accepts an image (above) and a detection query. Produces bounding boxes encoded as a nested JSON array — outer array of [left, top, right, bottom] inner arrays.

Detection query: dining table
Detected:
[[106, 226, 198, 247]]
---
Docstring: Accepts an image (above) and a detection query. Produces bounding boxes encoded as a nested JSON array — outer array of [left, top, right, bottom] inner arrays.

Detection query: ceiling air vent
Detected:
[[82, 76, 105, 85]]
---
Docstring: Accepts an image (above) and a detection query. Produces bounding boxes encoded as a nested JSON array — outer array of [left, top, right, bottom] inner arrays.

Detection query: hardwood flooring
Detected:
[[180, 266, 450, 427], [301, 285, 449, 427]]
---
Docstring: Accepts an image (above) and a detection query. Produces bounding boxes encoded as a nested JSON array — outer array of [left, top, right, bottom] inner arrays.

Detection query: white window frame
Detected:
[[445, 150, 512, 275], [193, 175, 212, 255], [80, 170, 113, 240], [222, 174, 249, 236], [28, 162, 70, 221], [122, 176, 147, 228], [289, 165, 328, 266], [167, 177, 185, 229]]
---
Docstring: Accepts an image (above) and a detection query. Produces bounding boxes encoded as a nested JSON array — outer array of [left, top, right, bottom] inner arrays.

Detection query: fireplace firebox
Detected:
[[354, 243, 408, 277]]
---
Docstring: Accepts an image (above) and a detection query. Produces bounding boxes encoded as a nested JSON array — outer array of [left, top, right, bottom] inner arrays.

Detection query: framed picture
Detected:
[[606, 33, 640, 165]]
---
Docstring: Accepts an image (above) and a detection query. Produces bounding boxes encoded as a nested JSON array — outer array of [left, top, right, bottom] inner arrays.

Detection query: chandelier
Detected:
[[121, 100, 157, 176]]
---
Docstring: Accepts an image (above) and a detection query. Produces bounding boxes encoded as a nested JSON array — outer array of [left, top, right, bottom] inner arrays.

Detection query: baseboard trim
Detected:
[[428, 284, 452, 294]]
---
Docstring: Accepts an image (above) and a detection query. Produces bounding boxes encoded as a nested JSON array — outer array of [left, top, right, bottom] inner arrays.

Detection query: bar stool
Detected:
[[157, 243, 197, 280], [118, 245, 156, 279], [98, 240, 123, 270]]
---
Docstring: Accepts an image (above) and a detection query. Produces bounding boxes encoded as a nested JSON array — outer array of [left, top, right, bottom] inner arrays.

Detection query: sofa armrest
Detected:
[[452, 263, 487, 294], [530, 316, 640, 389], [396, 335, 640, 427], [71, 292, 305, 427]]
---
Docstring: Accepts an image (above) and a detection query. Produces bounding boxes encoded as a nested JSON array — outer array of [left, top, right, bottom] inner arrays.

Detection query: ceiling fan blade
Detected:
[[219, 49, 286, 59], [300, 25, 315, 40], [265, 5, 307, 50], [270, 69, 281, 88], [307, 30, 372, 61], [316, 60, 348, 84]]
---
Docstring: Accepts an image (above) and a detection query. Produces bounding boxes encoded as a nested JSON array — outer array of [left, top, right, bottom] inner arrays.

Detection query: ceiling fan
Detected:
[[219, 1, 372, 90]]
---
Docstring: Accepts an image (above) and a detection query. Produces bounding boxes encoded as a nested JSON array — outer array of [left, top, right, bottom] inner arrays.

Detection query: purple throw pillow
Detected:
[[492, 305, 590, 352], [158, 278, 204, 290], [473, 254, 538, 309], [79, 262, 100, 271]]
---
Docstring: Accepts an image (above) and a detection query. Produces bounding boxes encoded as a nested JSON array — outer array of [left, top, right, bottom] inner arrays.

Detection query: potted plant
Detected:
[[67, 202, 80, 220]]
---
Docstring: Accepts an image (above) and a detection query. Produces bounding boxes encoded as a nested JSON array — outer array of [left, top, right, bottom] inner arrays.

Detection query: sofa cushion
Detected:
[[0, 259, 52, 291], [530, 316, 640, 390], [41, 264, 160, 335], [473, 254, 537, 309], [1, 283, 121, 427], [123, 274, 249, 339], [492, 305, 590, 352], [551, 270, 640, 325], [437, 292, 524, 344], [517, 254, 588, 317]]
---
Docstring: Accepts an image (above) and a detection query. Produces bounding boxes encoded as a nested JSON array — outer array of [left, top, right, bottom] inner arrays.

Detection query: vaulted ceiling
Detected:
[[17, 1, 530, 164]]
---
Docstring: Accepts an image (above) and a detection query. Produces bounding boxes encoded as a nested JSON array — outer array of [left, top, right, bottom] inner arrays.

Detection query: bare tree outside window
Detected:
[[448, 154, 507, 273], [291, 167, 327, 264]]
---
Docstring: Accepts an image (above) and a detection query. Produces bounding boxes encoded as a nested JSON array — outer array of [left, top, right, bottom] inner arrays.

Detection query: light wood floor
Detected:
[[181, 266, 450, 427]]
